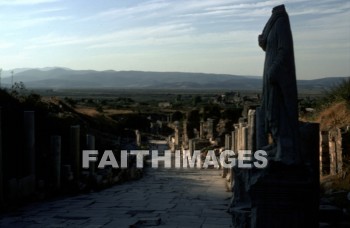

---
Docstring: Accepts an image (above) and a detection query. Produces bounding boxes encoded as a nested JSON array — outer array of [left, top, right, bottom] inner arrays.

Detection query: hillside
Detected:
[[1, 68, 347, 91]]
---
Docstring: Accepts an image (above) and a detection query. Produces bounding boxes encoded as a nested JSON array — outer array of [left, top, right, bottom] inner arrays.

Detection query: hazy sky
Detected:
[[0, 0, 349, 79]]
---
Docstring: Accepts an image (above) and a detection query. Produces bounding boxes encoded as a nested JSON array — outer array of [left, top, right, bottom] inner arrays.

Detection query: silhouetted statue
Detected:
[[258, 4, 300, 164]]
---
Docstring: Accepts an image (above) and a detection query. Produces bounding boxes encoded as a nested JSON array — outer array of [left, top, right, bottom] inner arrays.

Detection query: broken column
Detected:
[[86, 134, 95, 176], [183, 121, 189, 149], [200, 121, 204, 139], [70, 125, 80, 180], [51, 135, 61, 189], [23, 111, 36, 196], [135, 130, 141, 147], [188, 139, 194, 155], [207, 118, 214, 139], [24, 111, 35, 178], [242, 126, 248, 150], [335, 128, 343, 175], [231, 131, 235, 151], [225, 134, 231, 150], [174, 126, 179, 148], [234, 124, 240, 151], [320, 131, 330, 176], [247, 109, 256, 151], [329, 132, 337, 175]]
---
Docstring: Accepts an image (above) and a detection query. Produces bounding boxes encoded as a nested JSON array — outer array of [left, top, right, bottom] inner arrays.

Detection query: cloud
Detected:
[[15, 16, 71, 28], [82, 0, 170, 22], [0, 0, 59, 6], [26, 23, 196, 49], [0, 41, 14, 49]]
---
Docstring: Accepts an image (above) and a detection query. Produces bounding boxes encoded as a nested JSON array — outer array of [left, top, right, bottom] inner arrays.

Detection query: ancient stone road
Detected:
[[0, 166, 233, 227]]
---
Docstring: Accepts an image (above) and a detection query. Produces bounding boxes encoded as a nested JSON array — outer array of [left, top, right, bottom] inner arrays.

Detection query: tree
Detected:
[[193, 95, 202, 106], [172, 111, 183, 121]]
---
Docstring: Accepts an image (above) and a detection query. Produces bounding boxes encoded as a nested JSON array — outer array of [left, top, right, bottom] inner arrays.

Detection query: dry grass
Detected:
[[75, 107, 134, 117], [103, 109, 134, 115], [315, 101, 350, 130], [75, 107, 100, 117]]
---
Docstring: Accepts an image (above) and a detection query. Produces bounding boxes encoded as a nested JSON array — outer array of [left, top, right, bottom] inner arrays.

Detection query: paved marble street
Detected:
[[0, 164, 233, 228]]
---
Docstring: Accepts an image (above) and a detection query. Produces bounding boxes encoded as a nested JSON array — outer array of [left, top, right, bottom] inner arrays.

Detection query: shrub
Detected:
[[324, 77, 350, 107]]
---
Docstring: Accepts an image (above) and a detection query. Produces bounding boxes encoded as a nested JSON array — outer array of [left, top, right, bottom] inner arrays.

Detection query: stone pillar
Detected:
[[255, 107, 268, 149], [225, 134, 231, 150], [51, 135, 61, 189], [183, 121, 188, 148], [329, 137, 337, 176], [319, 131, 330, 176], [24, 111, 35, 178], [0, 108, 3, 204], [238, 123, 248, 151], [234, 124, 240, 151], [135, 130, 141, 147], [237, 124, 241, 151], [242, 126, 248, 150], [174, 127, 179, 147], [70, 125, 80, 180], [23, 111, 36, 196], [207, 118, 214, 139], [199, 121, 204, 139], [86, 134, 95, 176], [188, 139, 193, 156], [336, 128, 343, 174], [231, 131, 236, 152], [247, 109, 256, 151]]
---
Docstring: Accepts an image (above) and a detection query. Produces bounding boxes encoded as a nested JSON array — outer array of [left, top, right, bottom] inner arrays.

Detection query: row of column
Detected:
[[0, 108, 97, 204], [224, 109, 256, 153], [223, 109, 256, 191]]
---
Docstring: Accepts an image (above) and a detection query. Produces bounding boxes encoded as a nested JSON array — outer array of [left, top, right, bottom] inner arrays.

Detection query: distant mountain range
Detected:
[[0, 67, 348, 91]]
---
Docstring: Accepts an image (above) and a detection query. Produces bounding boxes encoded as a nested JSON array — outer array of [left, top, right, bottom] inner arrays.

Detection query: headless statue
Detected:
[[258, 4, 300, 165]]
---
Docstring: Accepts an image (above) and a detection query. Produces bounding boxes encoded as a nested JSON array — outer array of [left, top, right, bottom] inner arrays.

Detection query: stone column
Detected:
[[183, 121, 188, 148], [247, 109, 256, 151], [135, 130, 141, 147], [23, 111, 36, 196], [188, 139, 193, 156], [336, 128, 343, 174], [255, 107, 268, 149], [24, 111, 35, 178], [225, 134, 231, 150], [234, 124, 240, 151], [242, 126, 248, 150], [207, 118, 214, 139], [51, 135, 61, 189], [86, 134, 95, 176], [70, 125, 80, 180], [319, 131, 330, 176], [231, 131, 236, 152], [238, 123, 248, 151], [174, 127, 179, 147], [329, 137, 337, 176], [200, 121, 204, 139]]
